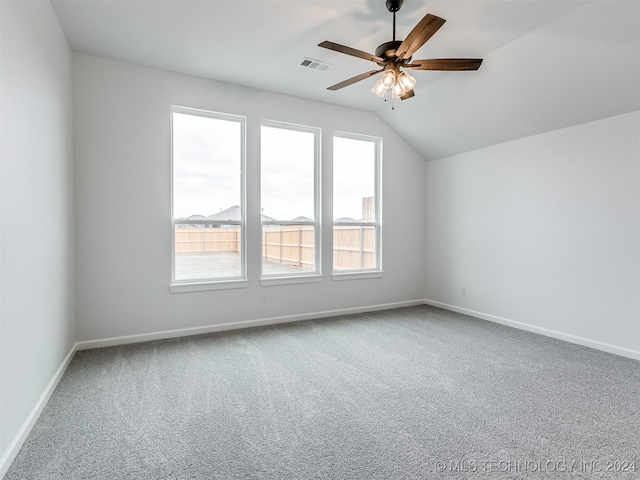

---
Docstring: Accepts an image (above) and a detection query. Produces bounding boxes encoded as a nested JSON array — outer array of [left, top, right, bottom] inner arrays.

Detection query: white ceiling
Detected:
[[51, 0, 639, 160]]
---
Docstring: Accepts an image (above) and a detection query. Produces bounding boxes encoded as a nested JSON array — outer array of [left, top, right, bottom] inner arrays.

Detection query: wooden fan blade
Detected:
[[327, 69, 384, 91], [319, 41, 384, 64], [396, 14, 446, 60], [400, 89, 415, 100], [405, 58, 483, 71]]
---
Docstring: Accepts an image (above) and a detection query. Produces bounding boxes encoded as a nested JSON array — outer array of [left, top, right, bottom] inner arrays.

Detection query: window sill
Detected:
[[260, 274, 323, 287], [332, 270, 383, 281], [169, 279, 249, 293]]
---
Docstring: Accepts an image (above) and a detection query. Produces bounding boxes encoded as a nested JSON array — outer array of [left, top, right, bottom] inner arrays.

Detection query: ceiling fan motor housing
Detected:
[[375, 40, 404, 61]]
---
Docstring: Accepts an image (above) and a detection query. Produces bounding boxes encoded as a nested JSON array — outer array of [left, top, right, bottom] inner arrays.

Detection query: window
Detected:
[[171, 106, 246, 289], [261, 122, 321, 283], [333, 133, 382, 275]]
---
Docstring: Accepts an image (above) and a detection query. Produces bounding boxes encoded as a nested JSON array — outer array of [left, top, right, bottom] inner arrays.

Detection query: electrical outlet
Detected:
[[461, 286, 467, 295], [261, 294, 268, 303]]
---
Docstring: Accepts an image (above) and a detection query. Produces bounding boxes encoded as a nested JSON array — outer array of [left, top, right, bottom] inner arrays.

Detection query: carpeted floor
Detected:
[[6, 305, 640, 479]]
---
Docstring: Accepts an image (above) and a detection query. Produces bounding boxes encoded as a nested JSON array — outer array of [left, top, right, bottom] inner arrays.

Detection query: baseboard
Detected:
[[423, 299, 640, 361], [76, 299, 426, 350], [0, 343, 77, 479]]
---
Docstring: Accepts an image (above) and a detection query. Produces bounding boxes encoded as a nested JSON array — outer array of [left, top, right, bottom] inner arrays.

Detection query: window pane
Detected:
[[333, 137, 375, 222], [262, 224, 315, 275], [333, 225, 376, 270], [172, 111, 243, 280], [261, 126, 315, 221], [261, 124, 318, 275], [333, 134, 380, 272], [174, 226, 241, 280]]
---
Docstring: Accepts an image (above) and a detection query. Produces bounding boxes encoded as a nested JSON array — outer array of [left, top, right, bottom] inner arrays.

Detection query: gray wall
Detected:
[[0, 0, 76, 465], [72, 54, 427, 342], [425, 111, 640, 357]]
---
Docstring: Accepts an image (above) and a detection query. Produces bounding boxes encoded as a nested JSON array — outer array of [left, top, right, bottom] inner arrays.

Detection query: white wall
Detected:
[[0, 0, 76, 469], [425, 111, 640, 356], [72, 54, 426, 342]]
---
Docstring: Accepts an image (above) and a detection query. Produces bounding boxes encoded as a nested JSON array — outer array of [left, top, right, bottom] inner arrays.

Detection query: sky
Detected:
[[333, 136, 375, 220], [173, 112, 376, 221], [173, 112, 241, 218], [261, 125, 315, 220]]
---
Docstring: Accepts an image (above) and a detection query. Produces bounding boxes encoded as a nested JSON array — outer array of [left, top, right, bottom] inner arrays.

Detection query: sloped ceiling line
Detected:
[[50, 0, 640, 161]]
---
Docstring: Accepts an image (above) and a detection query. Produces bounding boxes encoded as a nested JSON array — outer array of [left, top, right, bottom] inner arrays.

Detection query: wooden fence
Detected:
[[262, 226, 315, 269], [333, 225, 375, 270], [174, 227, 240, 254], [175, 225, 375, 270]]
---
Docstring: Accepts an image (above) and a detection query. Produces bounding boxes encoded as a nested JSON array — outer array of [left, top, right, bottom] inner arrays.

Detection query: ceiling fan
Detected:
[[319, 0, 483, 101]]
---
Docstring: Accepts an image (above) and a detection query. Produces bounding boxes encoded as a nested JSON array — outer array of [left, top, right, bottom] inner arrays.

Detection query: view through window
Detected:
[[172, 107, 245, 282], [333, 134, 381, 271], [261, 123, 320, 276], [172, 109, 379, 286]]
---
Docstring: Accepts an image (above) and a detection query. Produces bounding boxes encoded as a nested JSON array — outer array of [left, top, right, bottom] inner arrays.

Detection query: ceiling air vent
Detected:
[[300, 58, 330, 71]]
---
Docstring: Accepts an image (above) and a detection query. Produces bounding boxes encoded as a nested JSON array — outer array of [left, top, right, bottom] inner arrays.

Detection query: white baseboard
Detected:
[[423, 299, 640, 361], [76, 299, 426, 350], [0, 343, 77, 479]]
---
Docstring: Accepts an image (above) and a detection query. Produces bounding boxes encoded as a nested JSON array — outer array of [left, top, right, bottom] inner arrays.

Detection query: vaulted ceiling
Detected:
[[51, 0, 639, 160]]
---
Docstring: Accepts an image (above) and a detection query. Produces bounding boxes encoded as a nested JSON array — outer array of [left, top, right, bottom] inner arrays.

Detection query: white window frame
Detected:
[[260, 120, 322, 286], [169, 105, 248, 293], [332, 131, 382, 280]]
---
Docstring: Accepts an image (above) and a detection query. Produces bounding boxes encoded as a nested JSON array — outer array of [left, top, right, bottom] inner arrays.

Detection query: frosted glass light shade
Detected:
[[381, 70, 396, 89], [392, 81, 406, 98], [371, 78, 386, 97], [398, 71, 417, 91]]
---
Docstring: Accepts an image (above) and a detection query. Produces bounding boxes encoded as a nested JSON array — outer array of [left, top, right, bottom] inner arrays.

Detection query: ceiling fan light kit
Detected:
[[372, 80, 387, 97], [381, 70, 397, 87], [398, 71, 416, 90], [319, 0, 483, 102], [391, 81, 406, 99]]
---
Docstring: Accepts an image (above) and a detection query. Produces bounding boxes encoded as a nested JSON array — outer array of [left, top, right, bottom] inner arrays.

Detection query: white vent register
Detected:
[[300, 58, 330, 71]]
